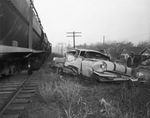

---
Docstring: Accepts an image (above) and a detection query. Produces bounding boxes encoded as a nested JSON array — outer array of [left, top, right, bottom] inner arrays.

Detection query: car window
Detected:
[[75, 50, 80, 57], [85, 51, 110, 60], [80, 51, 86, 57], [66, 50, 80, 58]]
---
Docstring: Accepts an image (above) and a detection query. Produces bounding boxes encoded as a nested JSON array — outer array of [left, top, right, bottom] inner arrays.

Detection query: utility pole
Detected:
[[67, 31, 81, 48]]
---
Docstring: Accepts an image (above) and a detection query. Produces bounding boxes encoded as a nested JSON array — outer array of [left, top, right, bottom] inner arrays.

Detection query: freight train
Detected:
[[0, 0, 51, 76]]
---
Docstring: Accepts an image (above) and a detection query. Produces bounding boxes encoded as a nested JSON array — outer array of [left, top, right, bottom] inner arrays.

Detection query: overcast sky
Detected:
[[34, 0, 150, 47]]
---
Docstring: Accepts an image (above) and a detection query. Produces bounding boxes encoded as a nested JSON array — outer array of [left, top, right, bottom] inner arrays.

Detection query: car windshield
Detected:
[[67, 50, 76, 55], [66, 50, 79, 58], [79, 51, 86, 57]]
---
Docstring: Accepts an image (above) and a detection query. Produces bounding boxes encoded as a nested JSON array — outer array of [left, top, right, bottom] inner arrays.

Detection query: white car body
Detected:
[[64, 54, 135, 82], [51, 48, 144, 82]]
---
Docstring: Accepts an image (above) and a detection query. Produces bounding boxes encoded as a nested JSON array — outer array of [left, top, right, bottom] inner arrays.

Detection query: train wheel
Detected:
[[1, 67, 9, 77], [32, 59, 40, 70], [1, 74, 7, 77], [17, 63, 22, 73]]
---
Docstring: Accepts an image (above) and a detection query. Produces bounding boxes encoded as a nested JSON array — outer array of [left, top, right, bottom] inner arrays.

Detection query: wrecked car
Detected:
[[50, 49, 145, 83], [50, 49, 110, 69]]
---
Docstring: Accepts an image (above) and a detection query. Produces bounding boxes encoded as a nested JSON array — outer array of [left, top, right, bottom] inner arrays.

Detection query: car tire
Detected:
[[56, 67, 63, 76]]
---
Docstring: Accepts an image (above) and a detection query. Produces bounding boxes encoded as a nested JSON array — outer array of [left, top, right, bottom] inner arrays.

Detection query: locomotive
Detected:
[[0, 0, 51, 76]]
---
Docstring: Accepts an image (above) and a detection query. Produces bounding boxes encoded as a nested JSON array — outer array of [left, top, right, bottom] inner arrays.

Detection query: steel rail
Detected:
[[0, 73, 35, 117]]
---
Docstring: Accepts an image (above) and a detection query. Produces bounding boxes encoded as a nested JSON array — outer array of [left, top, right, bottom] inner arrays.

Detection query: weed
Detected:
[[26, 71, 150, 118]]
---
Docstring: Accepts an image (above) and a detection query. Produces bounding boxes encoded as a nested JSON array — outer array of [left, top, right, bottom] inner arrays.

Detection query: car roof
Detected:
[[67, 48, 106, 55], [66, 48, 110, 60]]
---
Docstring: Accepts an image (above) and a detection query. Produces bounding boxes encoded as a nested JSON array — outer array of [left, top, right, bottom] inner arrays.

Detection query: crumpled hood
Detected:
[[54, 57, 66, 63]]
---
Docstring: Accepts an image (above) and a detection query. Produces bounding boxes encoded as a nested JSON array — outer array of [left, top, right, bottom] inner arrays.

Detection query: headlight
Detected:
[[100, 62, 107, 71], [93, 62, 107, 73], [53, 57, 57, 61]]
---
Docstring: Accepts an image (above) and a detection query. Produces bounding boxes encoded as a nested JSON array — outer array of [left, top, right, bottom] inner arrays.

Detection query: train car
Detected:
[[0, 0, 51, 76]]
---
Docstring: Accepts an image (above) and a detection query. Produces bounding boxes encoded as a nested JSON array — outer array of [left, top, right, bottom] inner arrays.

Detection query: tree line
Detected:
[[76, 40, 150, 61]]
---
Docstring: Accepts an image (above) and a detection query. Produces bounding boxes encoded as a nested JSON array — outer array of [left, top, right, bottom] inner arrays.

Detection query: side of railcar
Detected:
[[0, 0, 51, 76]]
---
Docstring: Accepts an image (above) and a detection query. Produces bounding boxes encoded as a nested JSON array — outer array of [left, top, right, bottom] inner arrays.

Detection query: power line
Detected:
[[66, 31, 81, 48]]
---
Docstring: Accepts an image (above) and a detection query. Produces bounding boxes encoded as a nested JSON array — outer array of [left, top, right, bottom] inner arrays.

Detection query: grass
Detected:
[[24, 69, 150, 118]]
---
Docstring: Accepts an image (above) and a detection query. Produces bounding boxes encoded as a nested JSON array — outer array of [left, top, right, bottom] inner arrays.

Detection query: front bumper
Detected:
[[93, 71, 143, 82]]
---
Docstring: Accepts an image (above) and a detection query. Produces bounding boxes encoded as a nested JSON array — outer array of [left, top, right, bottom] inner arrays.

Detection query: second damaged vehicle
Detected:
[[50, 49, 145, 83]]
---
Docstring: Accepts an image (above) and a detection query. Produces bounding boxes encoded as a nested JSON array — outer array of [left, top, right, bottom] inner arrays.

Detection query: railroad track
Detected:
[[0, 71, 38, 118]]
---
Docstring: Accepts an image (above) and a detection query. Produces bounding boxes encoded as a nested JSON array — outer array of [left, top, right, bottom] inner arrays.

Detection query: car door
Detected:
[[81, 59, 95, 77]]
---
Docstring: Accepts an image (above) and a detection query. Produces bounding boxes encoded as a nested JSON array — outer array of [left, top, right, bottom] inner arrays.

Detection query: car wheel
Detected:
[[56, 67, 63, 76]]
